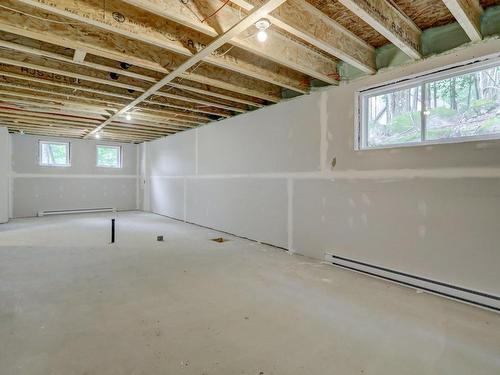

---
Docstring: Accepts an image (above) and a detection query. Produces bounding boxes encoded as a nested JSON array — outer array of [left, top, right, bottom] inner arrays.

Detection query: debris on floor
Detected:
[[211, 237, 228, 243]]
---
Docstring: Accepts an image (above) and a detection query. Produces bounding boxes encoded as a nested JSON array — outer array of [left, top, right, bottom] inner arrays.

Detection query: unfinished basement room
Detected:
[[1, 0, 500, 374]]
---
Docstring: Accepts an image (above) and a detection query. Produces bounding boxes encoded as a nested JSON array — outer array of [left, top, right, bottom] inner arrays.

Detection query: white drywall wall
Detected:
[[0, 127, 9, 223], [142, 38, 500, 298], [11, 134, 138, 218]]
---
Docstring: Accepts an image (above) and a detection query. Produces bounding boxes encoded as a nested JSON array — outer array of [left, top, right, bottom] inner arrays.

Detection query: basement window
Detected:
[[358, 59, 500, 149], [39, 141, 70, 167], [96, 145, 122, 168]]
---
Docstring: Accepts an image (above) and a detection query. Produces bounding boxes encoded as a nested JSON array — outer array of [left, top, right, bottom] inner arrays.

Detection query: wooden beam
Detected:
[[442, 0, 483, 42], [336, 0, 422, 59], [0, 110, 99, 124], [0, 2, 282, 102], [12, 0, 312, 92], [0, 56, 233, 117], [0, 70, 132, 100], [0, 114, 98, 129], [0, 107, 194, 132], [229, 0, 375, 73], [0, 54, 146, 92], [0, 89, 117, 112], [0, 99, 104, 122], [0, 71, 210, 122], [0, 115, 165, 141], [0, 39, 252, 111], [121, 0, 339, 82], [166, 82, 263, 108], [85, 0, 288, 137], [0, 117, 92, 129], [0, 94, 114, 117]]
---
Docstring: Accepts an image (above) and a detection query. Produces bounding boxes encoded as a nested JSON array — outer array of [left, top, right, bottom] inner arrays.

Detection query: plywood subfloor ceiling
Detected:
[[0, 0, 498, 143]]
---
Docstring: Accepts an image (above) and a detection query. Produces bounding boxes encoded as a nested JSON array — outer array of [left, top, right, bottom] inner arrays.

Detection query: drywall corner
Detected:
[[0, 127, 9, 223]]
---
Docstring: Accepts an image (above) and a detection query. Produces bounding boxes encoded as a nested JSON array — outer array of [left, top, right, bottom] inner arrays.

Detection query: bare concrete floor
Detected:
[[0, 211, 499, 375]]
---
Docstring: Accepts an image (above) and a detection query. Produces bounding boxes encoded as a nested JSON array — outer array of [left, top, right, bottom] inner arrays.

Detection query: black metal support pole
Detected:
[[111, 218, 115, 243]]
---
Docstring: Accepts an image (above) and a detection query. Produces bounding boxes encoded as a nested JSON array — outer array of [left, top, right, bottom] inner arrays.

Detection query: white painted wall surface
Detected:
[[0, 127, 9, 223], [142, 39, 500, 298], [11, 134, 138, 218]]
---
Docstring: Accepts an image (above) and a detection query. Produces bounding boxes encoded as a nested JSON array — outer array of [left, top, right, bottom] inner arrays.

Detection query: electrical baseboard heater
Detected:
[[324, 252, 500, 312], [38, 208, 116, 217]]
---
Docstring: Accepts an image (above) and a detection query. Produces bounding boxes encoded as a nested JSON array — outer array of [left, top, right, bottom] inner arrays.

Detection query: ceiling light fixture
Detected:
[[95, 132, 101, 139], [126, 113, 132, 121], [255, 19, 270, 43]]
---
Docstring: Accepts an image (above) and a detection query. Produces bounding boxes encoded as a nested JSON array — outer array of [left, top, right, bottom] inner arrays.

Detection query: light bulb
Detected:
[[126, 113, 132, 121], [95, 133, 101, 139], [257, 30, 268, 42]]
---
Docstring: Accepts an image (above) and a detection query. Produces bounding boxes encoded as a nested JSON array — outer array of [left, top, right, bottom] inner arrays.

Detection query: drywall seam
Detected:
[[149, 167, 500, 180], [287, 178, 294, 253], [320, 91, 328, 172], [136, 144, 140, 210], [183, 177, 187, 222], [195, 128, 199, 175], [8, 134, 13, 219], [12, 173, 138, 178]]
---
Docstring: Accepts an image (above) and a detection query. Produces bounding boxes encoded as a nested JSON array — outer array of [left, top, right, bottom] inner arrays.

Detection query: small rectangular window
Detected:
[[39, 141, 70, 167], [359, 60, 500, 149], [96, 145, 122, 168]]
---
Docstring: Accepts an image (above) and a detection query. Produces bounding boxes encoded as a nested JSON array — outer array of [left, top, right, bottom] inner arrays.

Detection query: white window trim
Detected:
[[38, 140, 71, 167], [96, 145, 122, 169], [356, 57, 500, 150]]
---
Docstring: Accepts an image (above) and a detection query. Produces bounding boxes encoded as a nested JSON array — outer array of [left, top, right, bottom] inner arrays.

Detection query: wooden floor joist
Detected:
[[0, 39, 255, 112], [85, 0, 289, 137], [0, 3, 284, 102], [120, 0, 339, 83], [230, 0, 375, 73], [336, 0, 422, 59], [442, 0, 483, 42], [10, 0, 313, 93]]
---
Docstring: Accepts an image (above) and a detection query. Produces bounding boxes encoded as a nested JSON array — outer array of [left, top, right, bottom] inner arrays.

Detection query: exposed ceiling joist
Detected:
[[230, 0, 375, 73], [336, 0, 422, 59], [0, 56, 237, 118], [0, 71, 220, 123], [0, 107, 196, 132], [121, 0, 339, 82], [85, 0, 289, 137], [13, 0, 316, 92], [1, 39, 261, 111], [442, 0, 483, 42], [0, 3, 283, 103]]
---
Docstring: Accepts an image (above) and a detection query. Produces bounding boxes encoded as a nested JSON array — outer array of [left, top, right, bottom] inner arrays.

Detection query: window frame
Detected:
[[96, 144, 122, 169], [38, 140, 71, 167], [357, 57, 500, 150]]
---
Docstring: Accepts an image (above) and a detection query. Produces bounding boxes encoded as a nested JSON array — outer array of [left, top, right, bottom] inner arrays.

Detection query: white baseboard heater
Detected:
[[324, 252, 500, 312], [38, 208, 116, 217]]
